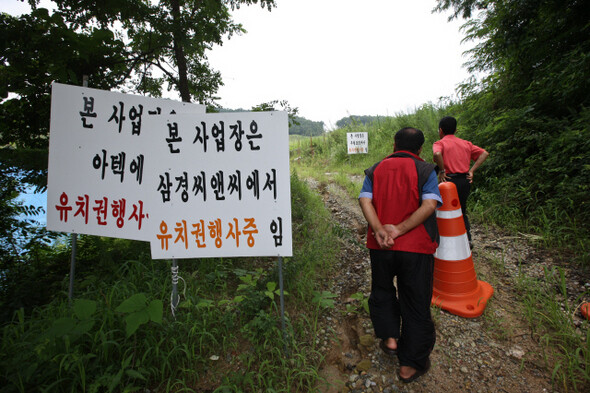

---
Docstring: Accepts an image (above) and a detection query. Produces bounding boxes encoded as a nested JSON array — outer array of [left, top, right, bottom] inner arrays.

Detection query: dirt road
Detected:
[[306, 178, 586, 393]]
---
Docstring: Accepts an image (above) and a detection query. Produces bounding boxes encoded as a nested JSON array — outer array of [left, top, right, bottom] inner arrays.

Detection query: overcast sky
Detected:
[[208, 0, 472, 128], [2, 0, 472, 129]]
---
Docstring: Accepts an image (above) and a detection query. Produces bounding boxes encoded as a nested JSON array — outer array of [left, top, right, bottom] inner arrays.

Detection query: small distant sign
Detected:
[[347, 132, 368, 154]]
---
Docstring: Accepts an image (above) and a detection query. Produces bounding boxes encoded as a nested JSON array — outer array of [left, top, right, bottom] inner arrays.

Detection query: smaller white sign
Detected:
[[347, 132, 368, 154]]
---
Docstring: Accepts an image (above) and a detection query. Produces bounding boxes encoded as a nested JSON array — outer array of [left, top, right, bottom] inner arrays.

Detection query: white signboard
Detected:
[[47, 83, 205, 241], [146, 112, 292, 259], [347, 132, 368, 154]]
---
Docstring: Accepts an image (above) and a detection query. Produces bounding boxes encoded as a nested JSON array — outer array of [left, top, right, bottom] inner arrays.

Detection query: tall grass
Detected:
[[0, 173, 340, 392], [516, 266, 590, 392], [291, 103, 447, 198], [469, 179, 590, 266]]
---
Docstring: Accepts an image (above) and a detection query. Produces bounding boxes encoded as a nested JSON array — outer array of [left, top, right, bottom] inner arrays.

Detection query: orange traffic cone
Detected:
[[431, 182, 493, 318], [581, 303, 590, 320]]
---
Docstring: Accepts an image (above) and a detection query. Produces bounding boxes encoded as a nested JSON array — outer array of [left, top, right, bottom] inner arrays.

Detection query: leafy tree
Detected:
[[2, 0, 278, 145], [336, 115, 384, 129], [49, 0, 277, 103], [440, 0, 590, 118], [289, 116, 324, 137], [0, 8, 129, 149], [0, 9, 125, 296], [250, 99, 300, 129], [436, 0, 590, 253], [219, 107, 317, 136], [0, 157, 63, 322]]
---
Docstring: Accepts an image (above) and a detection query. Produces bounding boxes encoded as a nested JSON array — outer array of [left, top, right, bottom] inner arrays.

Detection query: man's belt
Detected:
[[447, 173, 468, 178]]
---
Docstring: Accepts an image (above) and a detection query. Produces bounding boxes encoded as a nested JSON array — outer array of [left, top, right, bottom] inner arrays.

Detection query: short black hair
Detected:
[[394, 127, 424, 154], [439, 116, 457, 135]]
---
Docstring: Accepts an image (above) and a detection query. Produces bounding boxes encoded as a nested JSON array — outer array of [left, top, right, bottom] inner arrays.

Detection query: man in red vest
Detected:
[[433, 116, 489, 246], [359, 127, 441, 383]]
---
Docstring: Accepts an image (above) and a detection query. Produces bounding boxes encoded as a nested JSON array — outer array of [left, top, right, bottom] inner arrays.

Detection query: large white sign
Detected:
[[146, 112, 292, 259], [347, 132, 368, 154], [47, 83, 205, 241]]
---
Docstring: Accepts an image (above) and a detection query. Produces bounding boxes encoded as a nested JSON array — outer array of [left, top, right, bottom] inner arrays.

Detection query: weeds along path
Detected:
[[302, 176, 585, 393]]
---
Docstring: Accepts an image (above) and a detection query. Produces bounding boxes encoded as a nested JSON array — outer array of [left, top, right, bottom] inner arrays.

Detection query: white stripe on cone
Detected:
[[436, 208, 463, 219], [434, 233, 471, 261]]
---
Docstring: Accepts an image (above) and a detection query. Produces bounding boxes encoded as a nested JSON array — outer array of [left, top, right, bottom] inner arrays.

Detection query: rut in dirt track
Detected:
[[304, 178, 586, 393]]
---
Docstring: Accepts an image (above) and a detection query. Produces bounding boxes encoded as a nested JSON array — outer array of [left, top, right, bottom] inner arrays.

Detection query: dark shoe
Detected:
[[400, 358, 431, 383], [379, 340, 397, 356]]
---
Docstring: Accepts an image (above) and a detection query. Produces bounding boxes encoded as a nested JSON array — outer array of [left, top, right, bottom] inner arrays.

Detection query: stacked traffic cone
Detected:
[[581, 303, 590, 320], [431, 182, 493, 318]]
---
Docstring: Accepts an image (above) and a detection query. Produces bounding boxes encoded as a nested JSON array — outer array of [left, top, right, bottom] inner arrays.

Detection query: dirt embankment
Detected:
[[306, 178, 588, 393]]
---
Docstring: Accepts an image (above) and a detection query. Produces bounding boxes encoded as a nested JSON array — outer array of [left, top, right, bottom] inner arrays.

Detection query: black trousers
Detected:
[[368, 249, 435, 370], [448, 175, 471, 241]]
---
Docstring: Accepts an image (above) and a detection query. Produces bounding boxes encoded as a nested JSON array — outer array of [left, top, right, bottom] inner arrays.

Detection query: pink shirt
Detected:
[[432, 135, 486, 174]]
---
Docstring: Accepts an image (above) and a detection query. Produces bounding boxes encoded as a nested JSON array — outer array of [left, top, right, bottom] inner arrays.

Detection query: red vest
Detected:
[[365, 151, 438, 254]]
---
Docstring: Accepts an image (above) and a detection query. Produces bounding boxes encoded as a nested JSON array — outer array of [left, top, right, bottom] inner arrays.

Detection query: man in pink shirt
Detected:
[[432, 116, 489, 245]]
